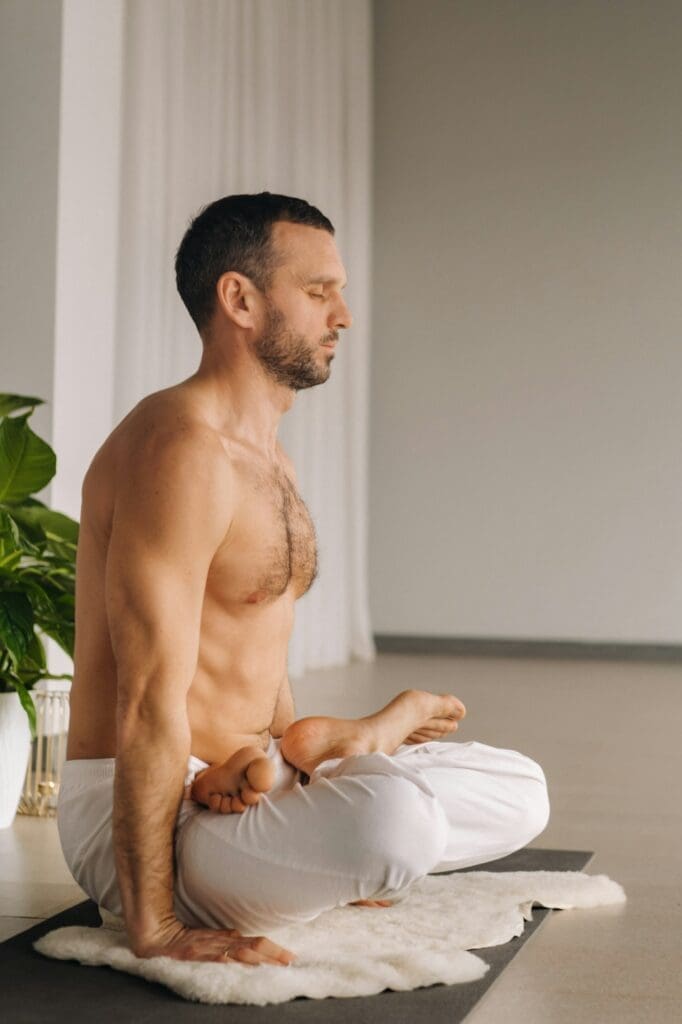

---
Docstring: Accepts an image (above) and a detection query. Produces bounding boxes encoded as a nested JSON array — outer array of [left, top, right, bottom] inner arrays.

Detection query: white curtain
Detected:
[[114, 0, 376, 678]]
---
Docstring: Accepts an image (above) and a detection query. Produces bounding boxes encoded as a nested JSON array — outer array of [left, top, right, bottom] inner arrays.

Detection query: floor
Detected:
[[2, 652, 681, 1022]]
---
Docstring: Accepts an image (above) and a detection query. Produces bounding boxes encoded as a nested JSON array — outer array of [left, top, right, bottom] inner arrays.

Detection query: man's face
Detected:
[[252, 221, 352, 391]]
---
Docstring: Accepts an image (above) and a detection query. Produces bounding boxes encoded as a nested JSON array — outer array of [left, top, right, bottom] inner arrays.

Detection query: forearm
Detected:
[[113, 697, 190, 953]]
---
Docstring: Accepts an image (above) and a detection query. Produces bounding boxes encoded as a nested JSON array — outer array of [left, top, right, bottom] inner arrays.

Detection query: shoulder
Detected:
[[122, 393, 228, 460], [97, 398, 234, 508]]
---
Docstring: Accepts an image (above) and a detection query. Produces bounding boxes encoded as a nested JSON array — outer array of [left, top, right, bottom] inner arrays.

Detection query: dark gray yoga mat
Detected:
[[0, 847, 592, 1024]]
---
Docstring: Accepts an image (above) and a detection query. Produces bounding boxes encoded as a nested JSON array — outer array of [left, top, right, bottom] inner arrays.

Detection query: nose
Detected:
[[330, 296, 353, 331]]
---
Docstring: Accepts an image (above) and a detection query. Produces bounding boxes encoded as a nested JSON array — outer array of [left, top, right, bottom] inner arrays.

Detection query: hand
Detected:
[[132, 918, 297, 966]]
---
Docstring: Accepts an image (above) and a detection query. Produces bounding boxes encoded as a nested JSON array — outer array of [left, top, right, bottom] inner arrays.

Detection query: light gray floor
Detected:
[[2, 652, 680, 1022]]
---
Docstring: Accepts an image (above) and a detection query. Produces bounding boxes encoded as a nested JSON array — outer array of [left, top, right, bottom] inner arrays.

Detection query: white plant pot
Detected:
[[0, 691, 31, 829]]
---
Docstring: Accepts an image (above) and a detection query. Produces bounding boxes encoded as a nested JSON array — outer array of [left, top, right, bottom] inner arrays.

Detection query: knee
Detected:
[[354, 776, 449, 890], [510, 758, 551, 848]]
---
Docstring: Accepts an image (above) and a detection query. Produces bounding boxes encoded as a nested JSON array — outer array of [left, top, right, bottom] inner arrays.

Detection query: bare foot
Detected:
[[190, 745, 276, 814], [280, 690, 466, 777]]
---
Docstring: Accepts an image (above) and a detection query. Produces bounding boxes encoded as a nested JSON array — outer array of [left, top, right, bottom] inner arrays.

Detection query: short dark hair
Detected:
[[174, 191, 335, 333]]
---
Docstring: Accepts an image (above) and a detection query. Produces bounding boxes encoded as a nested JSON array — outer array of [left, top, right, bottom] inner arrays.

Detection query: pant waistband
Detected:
[[62, 736, 280, 790], [62, 753, 212, 789]]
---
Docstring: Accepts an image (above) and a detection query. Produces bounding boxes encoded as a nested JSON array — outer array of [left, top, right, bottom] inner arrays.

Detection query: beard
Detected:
[[252, 297, 333, 391]]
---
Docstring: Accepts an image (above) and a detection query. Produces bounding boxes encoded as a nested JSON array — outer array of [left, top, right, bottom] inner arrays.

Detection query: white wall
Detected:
[[0, 0, 62, 456], [370, 0, 682, 644]]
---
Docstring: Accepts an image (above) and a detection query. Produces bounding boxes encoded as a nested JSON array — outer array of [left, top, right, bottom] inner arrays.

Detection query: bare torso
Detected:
[[65, 382, 318, 764]]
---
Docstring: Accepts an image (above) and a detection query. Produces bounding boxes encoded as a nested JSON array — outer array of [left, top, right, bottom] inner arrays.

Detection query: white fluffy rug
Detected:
[[33, 870, 625, 1006]]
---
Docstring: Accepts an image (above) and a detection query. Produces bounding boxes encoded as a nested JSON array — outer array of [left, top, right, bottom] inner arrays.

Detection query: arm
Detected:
[[106, 424, 234, 954]]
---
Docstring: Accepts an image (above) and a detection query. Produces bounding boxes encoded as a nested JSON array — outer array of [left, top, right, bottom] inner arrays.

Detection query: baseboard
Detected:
[[373, 634, 682, 663]]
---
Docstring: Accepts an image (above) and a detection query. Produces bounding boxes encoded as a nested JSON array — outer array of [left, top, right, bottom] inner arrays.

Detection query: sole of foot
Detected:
[[281, 690, 467, 776], [192, 745, 277, 814]]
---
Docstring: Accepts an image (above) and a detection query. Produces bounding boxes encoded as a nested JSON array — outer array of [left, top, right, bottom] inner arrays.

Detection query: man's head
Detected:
[[175, 192, 352, 391]]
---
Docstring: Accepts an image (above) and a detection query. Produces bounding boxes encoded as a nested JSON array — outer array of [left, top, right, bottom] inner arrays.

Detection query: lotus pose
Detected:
[[58, 192, 550, 968]]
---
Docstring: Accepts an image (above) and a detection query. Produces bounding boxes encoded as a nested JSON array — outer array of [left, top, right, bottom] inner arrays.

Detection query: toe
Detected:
[[240, 785, 261, 805], [441, 695, 466, 718]]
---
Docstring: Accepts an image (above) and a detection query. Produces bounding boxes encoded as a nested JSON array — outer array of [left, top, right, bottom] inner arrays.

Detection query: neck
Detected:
[[185, 342, 296, 456]]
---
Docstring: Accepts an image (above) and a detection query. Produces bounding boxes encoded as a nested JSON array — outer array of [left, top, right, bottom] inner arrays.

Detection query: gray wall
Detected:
[[1, 0, 62, 465], [370, 1, 682, 644]]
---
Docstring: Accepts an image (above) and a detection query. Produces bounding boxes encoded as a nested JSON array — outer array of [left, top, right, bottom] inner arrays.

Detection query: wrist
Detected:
[[129, 913, 182, 955]]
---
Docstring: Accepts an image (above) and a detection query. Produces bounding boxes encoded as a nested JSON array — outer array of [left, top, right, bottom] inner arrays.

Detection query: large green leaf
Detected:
[[1, 497, 48, 546], [0, 590, 35, 665], [0, 572, 58, 617], [0, 550, 22, 571], [0, 509, 21, 558], [0, 394, 44, 418], [39, 619, 74, 657], [24, 627, 47, 671], [0, 414, 56, 502], [44, 534, 78, 561], [7, 504, 79, 544], [2, 673, 37, 738]]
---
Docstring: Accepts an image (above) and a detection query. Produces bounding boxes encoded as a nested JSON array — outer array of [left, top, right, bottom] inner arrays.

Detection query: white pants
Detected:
[[57, 737, 549, 936]]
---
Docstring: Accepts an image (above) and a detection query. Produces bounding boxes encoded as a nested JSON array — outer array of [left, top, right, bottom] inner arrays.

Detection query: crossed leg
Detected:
[[190, 689, 467, 813], [174, 697, 550, 935]]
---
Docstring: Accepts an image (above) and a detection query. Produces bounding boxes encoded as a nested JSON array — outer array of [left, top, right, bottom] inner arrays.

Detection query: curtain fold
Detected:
[[114, 0, 376, 678]]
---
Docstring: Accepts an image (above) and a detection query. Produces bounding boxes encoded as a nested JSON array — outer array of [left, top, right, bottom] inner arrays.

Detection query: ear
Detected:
[[215, 272, 261, 329]]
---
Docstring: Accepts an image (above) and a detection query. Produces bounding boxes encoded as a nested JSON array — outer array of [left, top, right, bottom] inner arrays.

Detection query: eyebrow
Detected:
[[305, 276, 348, 290]]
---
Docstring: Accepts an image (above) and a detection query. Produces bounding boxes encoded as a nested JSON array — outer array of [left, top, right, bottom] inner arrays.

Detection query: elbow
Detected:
[[115, 688, 190, 752]]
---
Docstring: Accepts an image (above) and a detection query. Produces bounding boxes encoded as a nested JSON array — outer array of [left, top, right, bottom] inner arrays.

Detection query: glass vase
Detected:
[[18, 686, 71, 818]]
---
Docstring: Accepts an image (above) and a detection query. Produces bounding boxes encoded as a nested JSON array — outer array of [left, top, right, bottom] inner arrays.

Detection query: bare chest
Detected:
[[208, 460, 319, 607]]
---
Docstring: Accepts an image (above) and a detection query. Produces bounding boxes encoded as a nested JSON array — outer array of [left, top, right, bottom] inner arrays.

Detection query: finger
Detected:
[[248, 936, 297, 963], [220, 949, 256, 966], [231, 946, 289, 967]]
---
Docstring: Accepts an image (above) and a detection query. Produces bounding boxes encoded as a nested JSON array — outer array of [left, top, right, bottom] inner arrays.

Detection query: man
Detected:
[[58, 192, 549, 969]]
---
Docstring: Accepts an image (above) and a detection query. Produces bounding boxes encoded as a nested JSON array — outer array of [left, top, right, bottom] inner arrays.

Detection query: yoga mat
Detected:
[[0, 848, 592, 1023]]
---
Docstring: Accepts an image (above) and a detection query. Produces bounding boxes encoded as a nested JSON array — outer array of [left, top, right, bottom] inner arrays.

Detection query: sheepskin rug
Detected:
[[33, 870, 625, 1006]]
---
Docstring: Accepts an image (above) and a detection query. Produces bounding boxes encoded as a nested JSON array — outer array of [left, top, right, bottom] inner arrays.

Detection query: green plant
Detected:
[[0, 393, 78, 738]]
